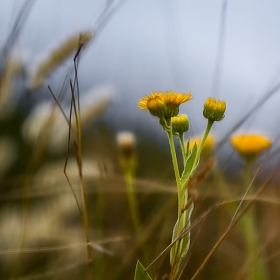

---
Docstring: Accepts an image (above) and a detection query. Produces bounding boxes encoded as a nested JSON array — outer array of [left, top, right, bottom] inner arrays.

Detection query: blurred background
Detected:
[[1, 0, 280, 138], [0, 1, 280, 279]]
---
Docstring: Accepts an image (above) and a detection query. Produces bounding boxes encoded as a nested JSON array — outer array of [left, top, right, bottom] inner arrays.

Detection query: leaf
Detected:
[[178, 202, 194, 264], [170, 203, 194, 278], [170, 219, 179, 266], [181, 143, 198, 185], [134, 260, 152, 280]]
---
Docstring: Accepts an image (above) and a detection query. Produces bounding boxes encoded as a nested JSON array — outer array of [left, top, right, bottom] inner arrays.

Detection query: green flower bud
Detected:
[[171, 114, 189, 134]]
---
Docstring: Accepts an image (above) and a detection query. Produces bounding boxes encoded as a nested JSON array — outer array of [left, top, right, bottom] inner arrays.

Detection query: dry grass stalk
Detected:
[[187, 159, 216, 191]]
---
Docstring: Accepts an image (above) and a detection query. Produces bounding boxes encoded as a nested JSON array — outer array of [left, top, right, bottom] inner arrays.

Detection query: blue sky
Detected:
[[1, 0, 280, 145]]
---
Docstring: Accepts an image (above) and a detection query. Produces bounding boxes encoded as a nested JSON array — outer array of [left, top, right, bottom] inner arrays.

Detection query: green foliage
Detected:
[[181, 143, 198, 186], [134, 261, 152, 280]]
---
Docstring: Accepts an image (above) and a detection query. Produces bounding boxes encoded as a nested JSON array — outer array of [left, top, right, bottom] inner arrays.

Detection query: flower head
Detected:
[[171, 114, 189, 134], [203, 97, 226, 122], [138, 91, 192, 119], [231, 134, 272, 159]]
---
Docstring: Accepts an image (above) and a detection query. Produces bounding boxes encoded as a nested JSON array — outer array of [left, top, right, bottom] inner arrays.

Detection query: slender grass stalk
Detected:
[[124, 169, 141, 233], [230, 134, 272, 279], [70, 77, 92, 279], [191, 163, 280, 280], [239, 160, 267, 280], [116, 131, 140, 233]]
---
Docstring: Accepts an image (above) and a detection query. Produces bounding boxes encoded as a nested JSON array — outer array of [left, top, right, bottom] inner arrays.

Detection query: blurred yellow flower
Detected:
[[138, 91, 192, 118], [231, 134, 272, 159], [189, 135, 215, 155], [203, 97, 226, 122], [116, 131, 137, 171]]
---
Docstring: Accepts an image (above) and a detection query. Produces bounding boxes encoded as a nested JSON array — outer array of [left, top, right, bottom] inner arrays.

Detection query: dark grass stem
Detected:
[[70, 59, 93, 277]]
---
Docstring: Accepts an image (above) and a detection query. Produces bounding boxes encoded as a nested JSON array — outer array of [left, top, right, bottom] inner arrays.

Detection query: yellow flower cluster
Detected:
[[138, 91, 192, 118]]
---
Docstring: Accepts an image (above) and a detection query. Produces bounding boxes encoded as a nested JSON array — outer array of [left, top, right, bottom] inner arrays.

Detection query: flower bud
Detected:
[[171, 114, 189, 134], [203, 97, 226, 122]]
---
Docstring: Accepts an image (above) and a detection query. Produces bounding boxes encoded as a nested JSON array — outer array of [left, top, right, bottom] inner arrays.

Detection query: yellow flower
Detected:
[[171, 114, 189, 134], [203, 97, 226, 122], [189, 135, 214, 155], [138, 91, 192, 118], [231, 134, 272, 159]]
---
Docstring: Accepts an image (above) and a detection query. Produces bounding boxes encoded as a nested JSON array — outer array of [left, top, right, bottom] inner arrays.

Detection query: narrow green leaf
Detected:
[[134, 260, 152, 280], [170, 203, 194, 278], [178, 202, 194, 264], [170, 219, 179, 266], [181, 143, 198, 185]]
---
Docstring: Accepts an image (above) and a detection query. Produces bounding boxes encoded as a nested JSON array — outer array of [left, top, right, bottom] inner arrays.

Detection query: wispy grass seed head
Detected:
[[0, 58, 23, 117], [30, 30, 93, 90]]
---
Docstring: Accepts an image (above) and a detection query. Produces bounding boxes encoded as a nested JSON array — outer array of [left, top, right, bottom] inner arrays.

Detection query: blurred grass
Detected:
[[0, 109, 280, 279]]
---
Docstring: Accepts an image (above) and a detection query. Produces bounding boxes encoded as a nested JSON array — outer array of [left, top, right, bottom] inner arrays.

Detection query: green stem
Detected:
[[241, 160, 267, 280], [125, 169, 141, 234], [179, 133, 187, 166], [166, 118, 183, 218], [193, 120, 214, 168], [166, 118, 190, 279]]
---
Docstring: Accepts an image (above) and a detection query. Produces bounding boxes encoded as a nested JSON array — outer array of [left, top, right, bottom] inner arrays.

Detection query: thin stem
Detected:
[[70, 80, 92, 278], [166, 118, 189, 279], [190, 162, 279, 280], [193, 120, 214, 168], [166, 118, 183, 217], [240, 159, 267, 280], [179, 133, 186, 166], [124, 169, 141, 234]]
